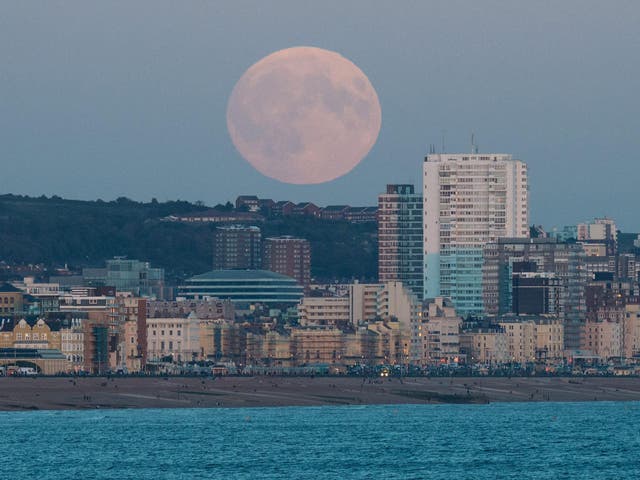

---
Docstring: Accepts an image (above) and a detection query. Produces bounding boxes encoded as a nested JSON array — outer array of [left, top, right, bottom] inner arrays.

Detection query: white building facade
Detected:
[[423, 153, 529, 315], [146, 314, 201, 362]]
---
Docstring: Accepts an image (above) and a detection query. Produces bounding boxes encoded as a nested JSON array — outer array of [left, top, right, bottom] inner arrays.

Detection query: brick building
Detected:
[[262, 236, 311, 288]]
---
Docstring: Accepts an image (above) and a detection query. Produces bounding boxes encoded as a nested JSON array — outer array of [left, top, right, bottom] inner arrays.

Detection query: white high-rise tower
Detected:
[[423, 153, 529, 315]]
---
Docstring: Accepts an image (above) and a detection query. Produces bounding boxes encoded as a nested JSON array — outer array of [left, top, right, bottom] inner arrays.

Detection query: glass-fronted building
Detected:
[[378, 184, 423, 299], [83, 258, 164, 298]]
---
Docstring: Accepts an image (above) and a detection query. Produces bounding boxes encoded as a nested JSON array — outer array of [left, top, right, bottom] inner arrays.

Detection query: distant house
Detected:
[[344, 207, 378, 223], [272, 201, 295, 217], [258, 198, 275, 214], [164, 209, 264, 224], [320, 205, 349, 221], [292, 202, 321, 218], [235, 195, 260, 212]]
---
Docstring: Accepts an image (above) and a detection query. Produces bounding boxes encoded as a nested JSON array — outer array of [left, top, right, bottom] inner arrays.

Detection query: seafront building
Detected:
[[298, 281, 421, 363], [459, 328, 509, 366], [116, 294, 148, 373], [495, 315, 564, 364], [421, 297, 462, 365], [298, 283, 380, 327], [290, 321, 405, 366], [378, 184, 423, 298], [578, 303, 640, 362], [146, 314, 201, 363], [0, 313, 88, 372], [423, 153, 529, 315]]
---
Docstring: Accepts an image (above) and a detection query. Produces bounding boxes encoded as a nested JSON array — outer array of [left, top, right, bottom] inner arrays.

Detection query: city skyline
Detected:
[[1, 2, 640, 229], [3, 4, 640, 479]]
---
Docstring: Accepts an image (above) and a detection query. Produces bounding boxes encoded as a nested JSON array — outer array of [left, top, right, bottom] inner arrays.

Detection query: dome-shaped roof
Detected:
[[189, 269, 296, 282], [180, 270, 303, 305]]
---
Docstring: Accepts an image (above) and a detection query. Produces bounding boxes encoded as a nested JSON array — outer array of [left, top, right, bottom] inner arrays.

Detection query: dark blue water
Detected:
[[1, 402, 639, 479]]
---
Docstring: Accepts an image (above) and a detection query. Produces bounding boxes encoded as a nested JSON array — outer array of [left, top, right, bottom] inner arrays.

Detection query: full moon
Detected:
[[226, 46, 382, 184]]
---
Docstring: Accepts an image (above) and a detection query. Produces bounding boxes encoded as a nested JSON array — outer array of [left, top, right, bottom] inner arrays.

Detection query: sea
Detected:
[[1, 402, 639, 479]]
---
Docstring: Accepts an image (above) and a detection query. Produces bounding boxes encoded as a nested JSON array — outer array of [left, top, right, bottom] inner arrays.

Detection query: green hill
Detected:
[[0, 194, 377, 282]]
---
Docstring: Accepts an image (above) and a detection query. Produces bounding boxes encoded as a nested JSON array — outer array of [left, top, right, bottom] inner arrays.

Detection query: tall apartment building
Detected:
[[378, 184, 423, 298], [213, 225, 261, 270], [423, 153, 529, 315], [262, 236, 311, 288], [483, 238, 586, 349]]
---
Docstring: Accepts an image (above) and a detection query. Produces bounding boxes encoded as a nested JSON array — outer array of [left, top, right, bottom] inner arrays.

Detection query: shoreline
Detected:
[[1, 376, 640, 411]]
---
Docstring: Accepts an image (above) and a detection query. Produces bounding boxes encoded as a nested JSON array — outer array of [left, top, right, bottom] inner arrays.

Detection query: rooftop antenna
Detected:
[[441, 131, 446, 153], [471, 132, 479, 154]]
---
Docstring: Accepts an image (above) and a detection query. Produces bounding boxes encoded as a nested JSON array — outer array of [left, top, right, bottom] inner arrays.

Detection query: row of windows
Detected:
[[151, 341, 182, 351], [15, 333, 48, 340], [150, 329, 182, 337], [61, 333, 83, 341]]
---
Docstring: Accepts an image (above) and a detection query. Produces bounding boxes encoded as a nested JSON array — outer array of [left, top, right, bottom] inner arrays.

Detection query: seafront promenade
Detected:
[[1, 376, 640, 411]]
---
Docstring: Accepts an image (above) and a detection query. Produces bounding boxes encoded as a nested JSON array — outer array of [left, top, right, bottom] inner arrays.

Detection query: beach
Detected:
[[1, 375, 640, 411]]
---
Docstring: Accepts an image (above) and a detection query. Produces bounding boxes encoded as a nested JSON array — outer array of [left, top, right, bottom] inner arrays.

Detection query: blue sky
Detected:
[[1, 1, 639, 229]]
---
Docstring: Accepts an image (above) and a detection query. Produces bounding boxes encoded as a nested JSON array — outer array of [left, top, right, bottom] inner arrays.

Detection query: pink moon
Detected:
[[226, 46, 382, 184]]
